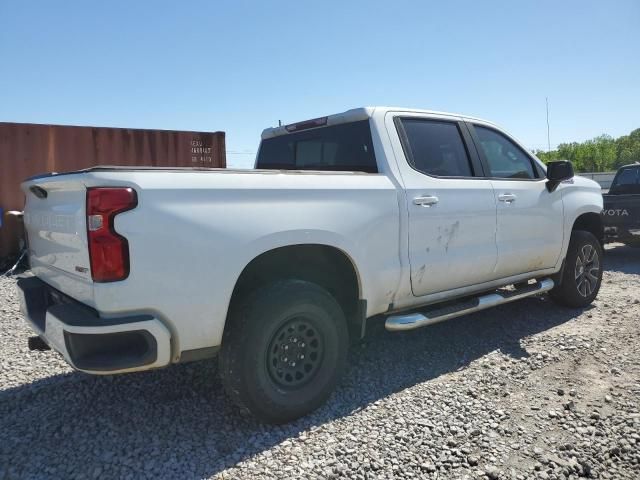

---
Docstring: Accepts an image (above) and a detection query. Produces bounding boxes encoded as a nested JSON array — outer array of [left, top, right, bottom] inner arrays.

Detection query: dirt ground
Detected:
[[0, 244, 638, 479]]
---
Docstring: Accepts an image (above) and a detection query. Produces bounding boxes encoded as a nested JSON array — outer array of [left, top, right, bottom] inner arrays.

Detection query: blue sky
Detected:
[[1, 0, 638, 168]]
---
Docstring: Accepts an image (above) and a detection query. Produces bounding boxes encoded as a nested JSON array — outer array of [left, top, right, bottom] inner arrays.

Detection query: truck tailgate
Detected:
[[602, 194, 640, 242], [603, 195, 640, 223], [22, 174, 95, 304]]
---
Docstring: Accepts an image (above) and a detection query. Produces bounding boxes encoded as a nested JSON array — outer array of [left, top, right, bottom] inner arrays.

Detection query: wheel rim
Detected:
[[574, 244, 600, 297], [266, 317, 323, 388]]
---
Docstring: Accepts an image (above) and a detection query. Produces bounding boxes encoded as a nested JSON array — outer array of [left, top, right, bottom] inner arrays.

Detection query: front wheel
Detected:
[[219, 280, 349, 423], [550, 230, 603, 308]]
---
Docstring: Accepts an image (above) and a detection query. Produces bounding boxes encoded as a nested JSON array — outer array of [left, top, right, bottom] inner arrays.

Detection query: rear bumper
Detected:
[[16, 275, 171, 374]]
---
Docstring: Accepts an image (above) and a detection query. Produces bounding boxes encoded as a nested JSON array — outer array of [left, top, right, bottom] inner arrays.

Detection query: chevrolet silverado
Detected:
[[17, 107, 604, 423]]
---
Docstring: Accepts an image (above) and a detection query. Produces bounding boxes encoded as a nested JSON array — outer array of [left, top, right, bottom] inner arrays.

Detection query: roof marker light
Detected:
[[284, 116, 328, 133]]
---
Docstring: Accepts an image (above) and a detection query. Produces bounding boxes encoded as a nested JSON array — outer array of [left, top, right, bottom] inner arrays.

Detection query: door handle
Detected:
[[498, 193, 517, 203], [413, 195, 439, 207]]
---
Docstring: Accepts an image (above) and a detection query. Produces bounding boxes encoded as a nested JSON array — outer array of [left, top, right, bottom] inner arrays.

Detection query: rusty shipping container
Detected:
[[0, 122, 226, 260]]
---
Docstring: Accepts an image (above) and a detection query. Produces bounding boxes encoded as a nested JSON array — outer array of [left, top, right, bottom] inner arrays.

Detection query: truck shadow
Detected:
[[1, 296, 587, 479]]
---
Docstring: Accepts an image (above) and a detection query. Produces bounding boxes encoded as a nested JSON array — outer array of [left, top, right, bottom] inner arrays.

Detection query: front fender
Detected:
[[558, 177, 604, 262]]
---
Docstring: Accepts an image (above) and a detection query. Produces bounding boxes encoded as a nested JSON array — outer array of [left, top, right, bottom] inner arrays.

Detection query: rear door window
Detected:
[[256, 120, 377, 173], [398, 119, 474, 177]]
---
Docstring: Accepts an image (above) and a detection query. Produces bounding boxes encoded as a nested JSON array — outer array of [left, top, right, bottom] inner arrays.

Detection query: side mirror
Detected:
[[546, 160, 574, 192]]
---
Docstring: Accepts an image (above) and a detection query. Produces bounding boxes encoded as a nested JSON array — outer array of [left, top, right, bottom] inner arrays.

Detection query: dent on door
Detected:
[[408, 185, 498, 296]]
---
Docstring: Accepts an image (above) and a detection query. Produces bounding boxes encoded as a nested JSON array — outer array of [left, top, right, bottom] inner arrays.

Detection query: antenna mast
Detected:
[[546, 97, 551, 152]]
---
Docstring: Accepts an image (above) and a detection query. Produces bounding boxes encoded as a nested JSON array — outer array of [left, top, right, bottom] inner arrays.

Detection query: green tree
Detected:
[[532, 128, 639, 173]]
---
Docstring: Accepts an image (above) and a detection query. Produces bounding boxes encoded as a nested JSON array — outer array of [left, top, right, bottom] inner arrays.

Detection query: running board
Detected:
[[385, 278, 554, 332]]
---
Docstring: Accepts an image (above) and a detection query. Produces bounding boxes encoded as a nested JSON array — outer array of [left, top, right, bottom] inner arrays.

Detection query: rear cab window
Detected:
[[256, 120, 378, 173], [611, 166, 640, 194]]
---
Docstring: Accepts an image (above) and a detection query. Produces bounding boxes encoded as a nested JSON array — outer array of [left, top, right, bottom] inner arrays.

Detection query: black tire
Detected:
[[219, 279, 349, 423], [550, 230, 603, 308]]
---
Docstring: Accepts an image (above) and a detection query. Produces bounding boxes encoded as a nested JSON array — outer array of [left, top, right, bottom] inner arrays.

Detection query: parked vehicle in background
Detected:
[[603, 163, 640, 246], [16, 107, 604, 423]]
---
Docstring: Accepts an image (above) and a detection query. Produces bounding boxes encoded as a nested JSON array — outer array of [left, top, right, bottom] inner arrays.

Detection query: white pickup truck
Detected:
[[17, 107, 604, 423]]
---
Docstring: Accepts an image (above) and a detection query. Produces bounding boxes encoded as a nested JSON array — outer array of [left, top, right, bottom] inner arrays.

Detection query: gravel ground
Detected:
[[1, 244, 639, 480]]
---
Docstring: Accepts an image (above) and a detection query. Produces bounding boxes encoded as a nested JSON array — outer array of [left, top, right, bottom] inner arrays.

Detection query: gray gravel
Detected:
[[1, 244, 639, 479]]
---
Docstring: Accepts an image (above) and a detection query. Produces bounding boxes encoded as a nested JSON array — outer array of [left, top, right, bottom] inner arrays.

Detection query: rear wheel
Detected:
[[550, 230, 603, 307], [219, 280, 349, 423]]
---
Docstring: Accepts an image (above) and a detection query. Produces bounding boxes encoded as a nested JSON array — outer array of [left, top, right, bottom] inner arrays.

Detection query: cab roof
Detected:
[[619, 162, 640, 169], [261, 106, 499, 139]]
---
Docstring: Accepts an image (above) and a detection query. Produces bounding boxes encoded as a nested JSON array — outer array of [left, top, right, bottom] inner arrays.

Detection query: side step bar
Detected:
[[385, 278, 554, 332]]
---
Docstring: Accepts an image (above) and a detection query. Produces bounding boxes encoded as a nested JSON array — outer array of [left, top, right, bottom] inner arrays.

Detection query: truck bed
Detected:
[[21, 166, 401, 354]]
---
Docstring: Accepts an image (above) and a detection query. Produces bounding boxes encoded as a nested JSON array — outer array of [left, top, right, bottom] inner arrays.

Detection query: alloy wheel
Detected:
[[574, 244, 600, 297]]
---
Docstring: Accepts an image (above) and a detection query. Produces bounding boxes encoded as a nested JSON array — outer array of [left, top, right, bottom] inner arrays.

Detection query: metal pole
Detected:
[[546, 97, 551, 152]]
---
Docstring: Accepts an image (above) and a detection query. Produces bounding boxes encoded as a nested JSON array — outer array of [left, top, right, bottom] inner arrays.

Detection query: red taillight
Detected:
[[86, 187, 137, 282]]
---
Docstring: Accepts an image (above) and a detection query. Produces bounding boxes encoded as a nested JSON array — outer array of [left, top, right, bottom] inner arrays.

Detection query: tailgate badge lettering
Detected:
[[602, 209, 629, 216]]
